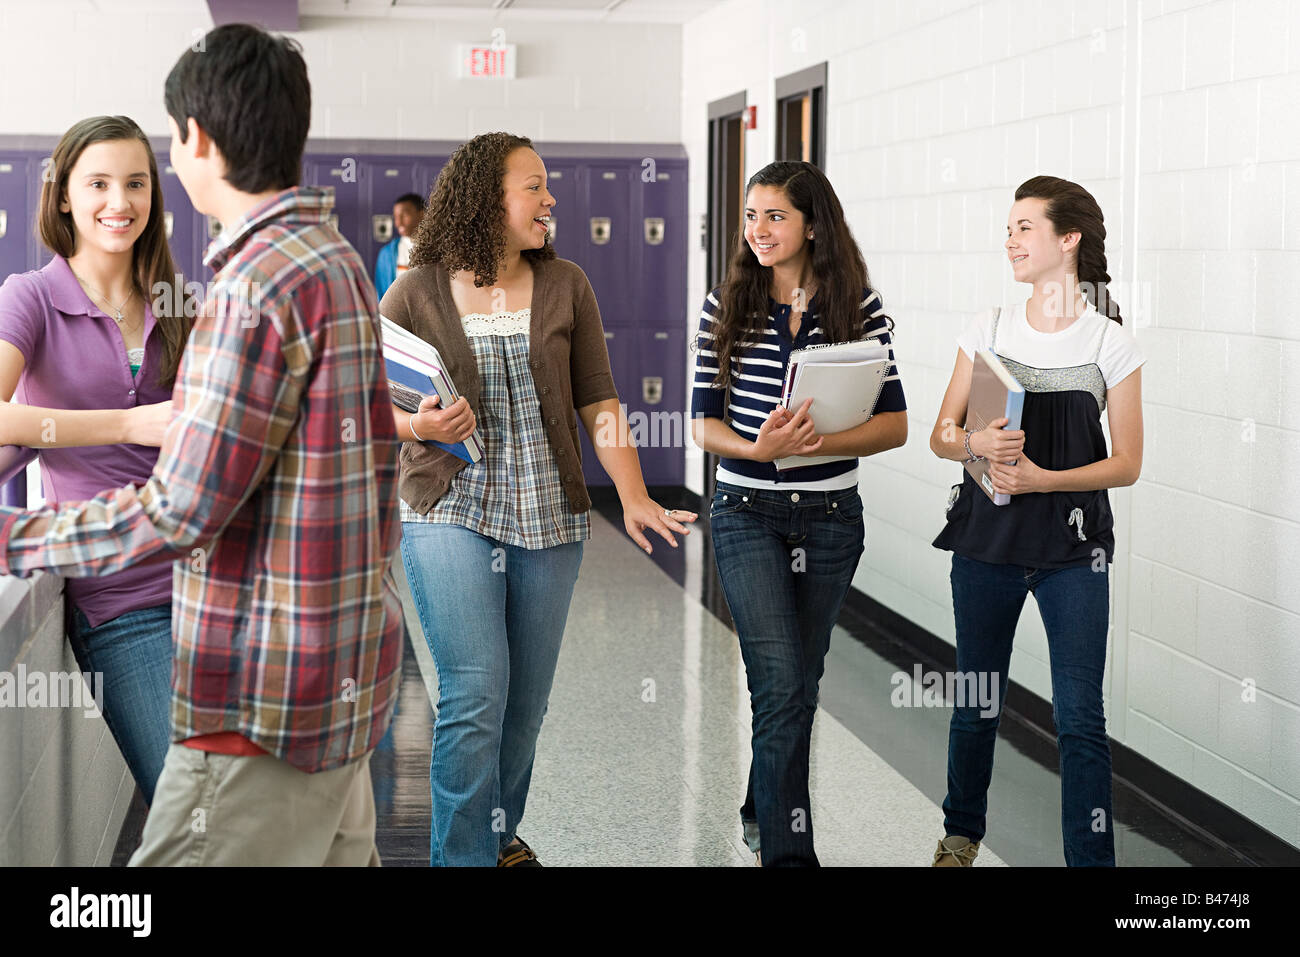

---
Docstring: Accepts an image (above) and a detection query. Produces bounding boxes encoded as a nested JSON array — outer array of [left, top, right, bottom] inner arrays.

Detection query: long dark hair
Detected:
[[710, 161, 869, 385], [409, 131, 556, 287], [39, 115, 192, 389], [1014, 175, 1123, 325]]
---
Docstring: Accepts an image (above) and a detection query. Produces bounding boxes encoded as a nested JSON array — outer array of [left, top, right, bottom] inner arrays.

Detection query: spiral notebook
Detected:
[[773, 338, 892, 472]]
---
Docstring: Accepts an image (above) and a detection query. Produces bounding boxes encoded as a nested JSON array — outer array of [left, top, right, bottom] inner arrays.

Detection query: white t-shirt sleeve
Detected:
[[1098, 320, 1146, 389], [955, 307, 998, 360]]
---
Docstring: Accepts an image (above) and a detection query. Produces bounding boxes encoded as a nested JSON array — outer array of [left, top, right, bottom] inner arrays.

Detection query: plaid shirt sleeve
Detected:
[[0, 284, 302, 579]]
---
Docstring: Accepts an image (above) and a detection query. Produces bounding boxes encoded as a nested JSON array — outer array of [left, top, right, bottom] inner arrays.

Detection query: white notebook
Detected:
[[774, 340, 892, 471]]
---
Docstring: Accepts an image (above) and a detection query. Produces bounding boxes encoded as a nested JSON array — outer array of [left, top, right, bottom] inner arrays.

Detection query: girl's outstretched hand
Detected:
[[623, 495, 698, 554]]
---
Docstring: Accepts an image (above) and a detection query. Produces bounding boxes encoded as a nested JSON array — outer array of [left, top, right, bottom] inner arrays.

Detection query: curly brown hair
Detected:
[[408, 131, 556, 286]]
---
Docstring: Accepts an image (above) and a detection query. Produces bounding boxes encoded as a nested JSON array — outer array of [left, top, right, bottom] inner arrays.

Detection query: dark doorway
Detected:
[[706, 92, 747, 292], [775, 63, 827, 168]]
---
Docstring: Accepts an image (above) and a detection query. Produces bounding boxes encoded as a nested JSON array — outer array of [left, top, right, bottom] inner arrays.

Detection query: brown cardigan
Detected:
[[378, 256, 619, 515]]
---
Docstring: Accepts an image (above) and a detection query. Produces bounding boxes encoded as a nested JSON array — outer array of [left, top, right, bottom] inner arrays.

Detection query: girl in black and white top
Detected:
[[691, 161, 907, 866], [929, 175, 1145, 867]]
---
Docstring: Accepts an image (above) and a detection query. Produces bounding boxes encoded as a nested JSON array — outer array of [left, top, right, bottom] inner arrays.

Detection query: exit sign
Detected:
[[459, 43, 517, 79]]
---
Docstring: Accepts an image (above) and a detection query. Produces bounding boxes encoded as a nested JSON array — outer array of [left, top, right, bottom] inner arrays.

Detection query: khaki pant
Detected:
[[129, 744, 381, 866]]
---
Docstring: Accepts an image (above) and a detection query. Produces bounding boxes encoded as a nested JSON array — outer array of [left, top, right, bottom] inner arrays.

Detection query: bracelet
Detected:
[[963, 428, 984, 464], [409, 414, 426, 442]]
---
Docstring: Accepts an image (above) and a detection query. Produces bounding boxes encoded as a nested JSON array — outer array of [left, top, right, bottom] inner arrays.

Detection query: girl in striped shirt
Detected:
[[690, 161, 907, 865]]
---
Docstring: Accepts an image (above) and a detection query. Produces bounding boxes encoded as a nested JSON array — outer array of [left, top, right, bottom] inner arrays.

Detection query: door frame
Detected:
[[703, 91, 748, 499], [774, 62, 827, 168]]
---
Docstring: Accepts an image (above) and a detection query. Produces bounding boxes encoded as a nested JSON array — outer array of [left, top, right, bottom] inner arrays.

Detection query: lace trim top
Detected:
[[401, 306, 587, 548], [461, 308, 531, 337]]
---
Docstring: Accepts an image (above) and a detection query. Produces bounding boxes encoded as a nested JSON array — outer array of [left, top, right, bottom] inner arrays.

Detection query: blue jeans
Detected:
[[400, 522, 583, 867], [66, 603, 173, 805], [944, 553, 1115, 866], [709, 481, 865, 866]]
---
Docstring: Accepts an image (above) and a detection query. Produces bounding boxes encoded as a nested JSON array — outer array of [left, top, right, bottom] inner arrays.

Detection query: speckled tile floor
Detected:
[[385, 511, 1007, 867], [110, 508, 1263, 867]]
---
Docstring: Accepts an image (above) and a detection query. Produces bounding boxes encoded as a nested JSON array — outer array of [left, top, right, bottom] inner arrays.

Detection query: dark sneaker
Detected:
[[498, 837, 543, 867]]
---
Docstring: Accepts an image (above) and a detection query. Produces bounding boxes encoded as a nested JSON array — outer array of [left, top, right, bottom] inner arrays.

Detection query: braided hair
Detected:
[[1015, 175, 1123, 325]]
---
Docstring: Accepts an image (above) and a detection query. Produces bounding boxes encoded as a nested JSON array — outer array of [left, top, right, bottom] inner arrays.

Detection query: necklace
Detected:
[[74, 271, 136, 324]]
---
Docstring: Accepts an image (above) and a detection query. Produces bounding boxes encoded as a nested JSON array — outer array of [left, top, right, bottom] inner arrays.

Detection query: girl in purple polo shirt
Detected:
[[0, 116, 192, 805]]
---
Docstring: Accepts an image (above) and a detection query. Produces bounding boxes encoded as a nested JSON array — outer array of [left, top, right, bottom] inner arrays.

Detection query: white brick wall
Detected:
[[0, 3, 681, 143], [683, 0, 1299, 848]]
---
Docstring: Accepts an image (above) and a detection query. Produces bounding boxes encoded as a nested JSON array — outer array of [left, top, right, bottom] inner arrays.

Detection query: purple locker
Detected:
[[413, 158, 443, 201], [0, 156, 33, 505], [24, 152, 53, 272], [539, 161, 582, 269], [363, 157, 422, 281], [635, 159, 688, 329], [580, 164, 633, 326], [157, 159, 201, 287], [0, 154, 30, 283], [0, 478, 24, 507], [628, 325, 687, 486], [578, 325, 639, 487], [302, 156, 366, 261]]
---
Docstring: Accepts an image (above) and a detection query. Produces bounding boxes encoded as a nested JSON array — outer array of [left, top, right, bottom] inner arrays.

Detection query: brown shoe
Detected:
[[932, 835, 979, 866]]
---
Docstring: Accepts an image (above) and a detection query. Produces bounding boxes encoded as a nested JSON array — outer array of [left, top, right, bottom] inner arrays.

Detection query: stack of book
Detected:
[[380, 315, 484, 464]]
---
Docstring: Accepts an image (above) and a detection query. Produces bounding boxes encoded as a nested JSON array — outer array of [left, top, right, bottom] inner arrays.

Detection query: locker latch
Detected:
[[643, 217, 664, 245], [642, 376, 663, 405], [590, 217, 611, 245], [373, 214, 394, 243], [0, 210, 6, 240], [546, 217, 556, 242], [207, 215, 222, 239], [164, 211, 174, 239]]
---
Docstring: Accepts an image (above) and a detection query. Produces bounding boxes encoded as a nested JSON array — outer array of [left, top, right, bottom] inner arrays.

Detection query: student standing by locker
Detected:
[[0, 23, 406, 865], [382, 131, 695, 867], [929, 175, 1145, 867], [374, 192, 425, 298], [0, 114, 190, 804], [690, 161, 908, 866]]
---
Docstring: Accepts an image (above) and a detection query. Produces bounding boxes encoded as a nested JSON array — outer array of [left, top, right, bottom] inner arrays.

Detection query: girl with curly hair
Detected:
[[380, 131, 696, 867]]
